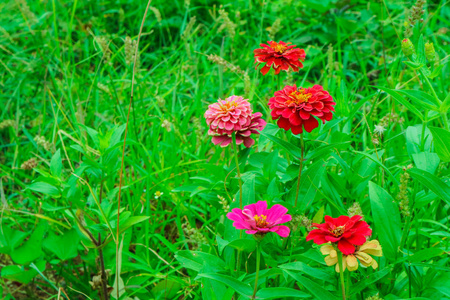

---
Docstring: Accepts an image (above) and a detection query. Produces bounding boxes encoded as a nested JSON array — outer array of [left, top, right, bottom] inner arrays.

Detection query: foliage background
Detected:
[[0, 0, 449, 299]]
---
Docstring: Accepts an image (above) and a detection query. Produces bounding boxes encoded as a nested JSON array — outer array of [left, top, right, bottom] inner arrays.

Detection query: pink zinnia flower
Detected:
[[254, 41, 306, 75], [306, 215, 372, 255], [268, 84, 335, 134], [205, 95, 266, 148], [227, 201, 291, 238]]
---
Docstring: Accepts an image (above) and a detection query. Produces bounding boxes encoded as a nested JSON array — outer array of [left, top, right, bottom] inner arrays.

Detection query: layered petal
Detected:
[[268, 84, 335, 135]]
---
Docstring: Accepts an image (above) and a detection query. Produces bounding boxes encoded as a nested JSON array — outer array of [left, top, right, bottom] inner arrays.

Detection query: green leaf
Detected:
[[43, 229, 80, 261], [240, 174, 255, 207], [27, 182, 61, 197], [397, 90, 439, 110], [256, 287, 310, 299], [350, 268, 391, 296], [217, 236, 256, 255], [283, 270, 338, 300], [368, 181, 401, 261], [197, 273, 252, 297], [11, 223, 47, 265], [260, 131, 302, 158], [305, 142, 351, 161], [287, 160, 326, 210], [376, 87, 424, 120], [0, 261, 46, 284], [407, 248, 445, 263], [353, 151, 398, 185], [430, 272, 450, 297], [428, 126, 450, 162], [279, 261, 334, 283], [175, 251, 226, 273], [405, 125, 432, 156], [0, 227, 28, 255], [408, 168, 450, 206], [50, 149, 62, 178], [440, 92, 450, 113], [412, 152, 440, 174]]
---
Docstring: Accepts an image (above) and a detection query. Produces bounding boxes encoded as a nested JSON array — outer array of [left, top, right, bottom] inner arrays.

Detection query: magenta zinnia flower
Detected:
[[205, 95, 266, 148], [254, 41, 306, 75], [268, 84, 335, 134], [227, 201, 291, 237], [306, 215, 372, 255]]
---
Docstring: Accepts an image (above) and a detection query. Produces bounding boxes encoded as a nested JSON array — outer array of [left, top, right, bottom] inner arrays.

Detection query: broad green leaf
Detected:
[[412, 152, 440, 174], [428, 126, 450, 162], [217, 237, 256, 255], [0, 261, 46, 284], [260, 132, 302, 158], [305, 142, 351, 161], [175, 251, 226, 273], [256, 287, 310, 299], [11, 223, 47, 265], [350, 267, 391, 296], [283, 270, 338, 300], [430, 272, 450, 297], [279, 261, 334, 283], [353, 151, 398, 185], [50, 149, 62, 178], [408, 168, 450, 206], [369, 181, 401, 261], [27, 182, 61, 197], [405, 125, 432, 156], [0, 227, 28, 255], [263, 149, 278, 180], [376, 87, 424, 120], [397, 90, 439, 110], [43, 229, 80, 261], [197, 273, 252, 297], [407, 248, 445, 263], [287, 160, 326, 210], [240, 174, 255, 207]]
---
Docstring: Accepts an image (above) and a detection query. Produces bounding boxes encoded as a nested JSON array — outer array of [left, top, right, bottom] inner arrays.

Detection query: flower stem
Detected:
[[232, 132, 243, 275], [337, 251, 346, 300], [232, 132, 243, 209], [294, 133, 304, 207], [252, 243, 261, 299]]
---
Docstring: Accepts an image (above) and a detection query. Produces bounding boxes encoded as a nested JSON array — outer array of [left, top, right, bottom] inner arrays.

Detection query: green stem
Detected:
[[294, 133, 305, 207], [252, 243, 261, 299], [232, 132, 244, 275], [337, 251, 346, 300], [419, 69, 441, 105], [232, 132, 243, 209]]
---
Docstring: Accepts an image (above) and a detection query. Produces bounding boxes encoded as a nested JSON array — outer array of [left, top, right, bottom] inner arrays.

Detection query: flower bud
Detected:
[[425, 42, 437, 62], [401, 38, 415, 57]]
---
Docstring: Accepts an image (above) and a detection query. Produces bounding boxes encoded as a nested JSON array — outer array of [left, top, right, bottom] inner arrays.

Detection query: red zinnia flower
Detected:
[[205, 95, 266, 148], [254, 41, 306, 75], [227, 200, 291, 237], [268, 84, 335, 134], [306, 215, 372, 255]]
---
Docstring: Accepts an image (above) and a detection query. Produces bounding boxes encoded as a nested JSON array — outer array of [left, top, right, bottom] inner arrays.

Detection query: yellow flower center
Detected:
[[218, 99, 238, 112], [269, 41, 288, 54], [254, 215, 269, 227], [330, 225, 345, 237], [287, 88, 312, 105]]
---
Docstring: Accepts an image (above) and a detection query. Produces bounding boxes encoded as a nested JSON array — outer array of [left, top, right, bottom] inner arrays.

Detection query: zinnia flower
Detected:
[[227, 200, 291, 238], [205, 95, 266, 148], [306, 215, 372, 255], [320, 240, 383, 272], [268, 85, 335, 134], [254, 41, 306, 75]]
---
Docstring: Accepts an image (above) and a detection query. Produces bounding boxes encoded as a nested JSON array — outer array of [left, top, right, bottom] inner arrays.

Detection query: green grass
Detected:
[[1, 0, 449, 299]]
